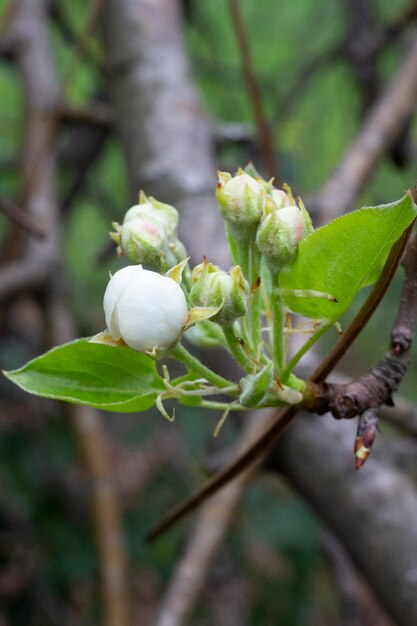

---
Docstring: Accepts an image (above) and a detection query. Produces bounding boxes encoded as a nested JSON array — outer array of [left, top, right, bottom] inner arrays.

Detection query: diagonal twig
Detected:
[[227, 0, 279, 182], [0, 194, 47, 239]]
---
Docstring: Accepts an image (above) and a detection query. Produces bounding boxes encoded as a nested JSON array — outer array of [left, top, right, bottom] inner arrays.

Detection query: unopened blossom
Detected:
[[216, 170, 264, 241], [103, 265, 188, 352]]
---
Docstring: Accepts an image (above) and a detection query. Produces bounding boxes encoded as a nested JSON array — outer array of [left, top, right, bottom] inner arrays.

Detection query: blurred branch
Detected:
[[0, 194, 47, 239], [61, 0, 106, 91], [371, 0, 417, 52], [272, 1, 417, 130], [101, 0, 230, 268], [311, 33, 417, 222], [60, 102, 113, 127], [380, 397, 417, 437], [321, 530, 394, 626], [268, 413, 417, 626], [154, 410, 274, 626], [227, 0, 279, 181], [7, 3, 130, 625]]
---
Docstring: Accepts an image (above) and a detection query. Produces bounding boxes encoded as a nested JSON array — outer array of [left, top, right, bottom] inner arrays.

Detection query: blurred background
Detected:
[[1, 0, 417, 624]]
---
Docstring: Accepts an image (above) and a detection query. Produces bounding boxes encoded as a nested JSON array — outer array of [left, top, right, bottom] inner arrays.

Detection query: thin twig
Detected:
[[0, 194, 47, 239], [272, 1, 417, 130], [60, 102, 113, 126], [227, 0, 279, 182], [311, 229, 417, 419], [61, 0, 106, 90]]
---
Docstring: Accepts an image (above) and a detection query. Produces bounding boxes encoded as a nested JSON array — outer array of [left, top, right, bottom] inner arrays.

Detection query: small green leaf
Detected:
[[3, 339, 164, 412], [280, 193, 417, 321]]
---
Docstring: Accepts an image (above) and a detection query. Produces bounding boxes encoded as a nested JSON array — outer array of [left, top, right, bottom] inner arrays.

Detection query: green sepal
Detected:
[[239, 361, 274, 408]]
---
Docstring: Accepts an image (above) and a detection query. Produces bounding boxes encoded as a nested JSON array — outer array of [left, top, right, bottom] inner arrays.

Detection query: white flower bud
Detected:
[[216, 170, 264, 241], [120, 216, 172, 271], [190, 262, 249, 327], [103, 265, 188, 352]]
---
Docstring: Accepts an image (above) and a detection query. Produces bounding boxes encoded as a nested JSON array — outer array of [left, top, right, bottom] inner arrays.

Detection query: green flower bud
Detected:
[[124, 191, 179, 240], [190, 261, 249, 326], [119, 216, 173, 272], [110, 192, 186, 272], [169, 238, 188, 262], [216, 169, 264, 241], [256, 197, 313, 272]]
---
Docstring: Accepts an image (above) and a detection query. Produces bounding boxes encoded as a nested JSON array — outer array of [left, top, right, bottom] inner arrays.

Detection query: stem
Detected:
[[169, 343, 234, 389], [175, 385, 239, 397], [200, 400, 244, 411], [250, 245, 262, 349], [282, 321, 332, 382], [200, 320, 227, 346], [223, 324, 256, 372], [235, 238, 254, 350], [271, 272, 285, 374]]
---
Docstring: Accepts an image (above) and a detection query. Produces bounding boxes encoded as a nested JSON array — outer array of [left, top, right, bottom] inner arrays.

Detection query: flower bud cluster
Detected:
[[216, 169, 313, 272], [110, 192, 186, 272], [190, 261, 249, 327]]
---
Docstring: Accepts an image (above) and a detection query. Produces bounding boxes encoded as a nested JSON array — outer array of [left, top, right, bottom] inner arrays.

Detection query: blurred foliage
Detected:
[[0, 0, 416, 623]]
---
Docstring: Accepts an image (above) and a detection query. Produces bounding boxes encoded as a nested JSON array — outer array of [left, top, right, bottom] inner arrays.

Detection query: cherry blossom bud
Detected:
[[103, 265, 188, 352], [216, 170, 264, 241], [191, 261, 249, 326]]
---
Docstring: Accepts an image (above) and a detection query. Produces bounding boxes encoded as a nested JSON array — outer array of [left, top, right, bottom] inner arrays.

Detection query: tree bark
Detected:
[[102, 0, 229, 266], [270, 413, 417, 626]]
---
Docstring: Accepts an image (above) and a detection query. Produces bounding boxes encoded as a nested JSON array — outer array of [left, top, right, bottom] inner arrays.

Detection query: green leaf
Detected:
[[3, 339, 164, 412], [280, 193, 417, 321]]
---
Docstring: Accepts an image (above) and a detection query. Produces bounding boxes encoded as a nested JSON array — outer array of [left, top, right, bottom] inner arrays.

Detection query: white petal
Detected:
[[116, 270, 188, 351], [103, 265, 143, 338]]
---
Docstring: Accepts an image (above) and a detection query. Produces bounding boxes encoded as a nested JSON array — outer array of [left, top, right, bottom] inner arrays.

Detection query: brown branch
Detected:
[[0, 194, 47, 239], [310, 229, 417, 419], [371, 0, 417, 52], [60, 102, 113, 127], [227, 0, 279, 182], [272, 1, 417, 131], [147, 225, 411, 541]]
